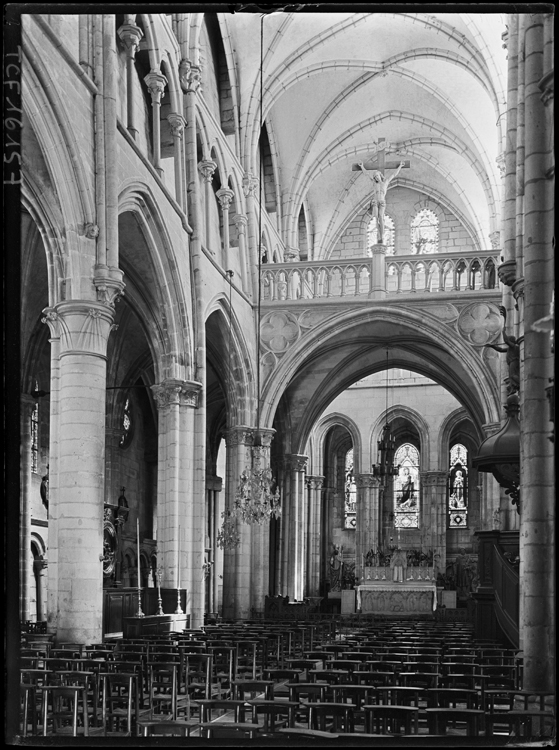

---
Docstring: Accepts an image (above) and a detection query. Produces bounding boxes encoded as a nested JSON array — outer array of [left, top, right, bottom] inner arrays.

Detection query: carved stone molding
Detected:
[[84, 223, 100, 239], [489, 231, 501, 250], [496, 152, 506, 179], [151, 379, 201, 410], [144, 71, 167, 103], [457, 302, 502, 346], [284, 247, 300, 262], [167, 113, 186, 138], [420, 471, 448, 487], [242, 172, 259, 198], [179, 58, 202, 94], [41, 301, 116, 357], [198, 159, 217, 183]]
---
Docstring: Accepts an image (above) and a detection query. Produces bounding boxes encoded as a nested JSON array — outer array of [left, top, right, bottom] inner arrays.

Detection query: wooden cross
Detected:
[[352, 138, 410, 175]]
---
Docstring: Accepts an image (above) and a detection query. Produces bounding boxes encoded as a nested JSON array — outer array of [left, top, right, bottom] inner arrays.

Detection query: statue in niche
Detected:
[[329, 545, 342, 592], [390, 548, 407, 583], [454, 548, 473, 598], [358, 160, 406, 244], [40, 465, 49, 511], [486, 306, 520, 394]]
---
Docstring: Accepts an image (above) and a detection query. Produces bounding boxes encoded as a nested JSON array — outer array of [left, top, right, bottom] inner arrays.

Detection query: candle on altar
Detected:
[[137, 518, 141, 579], [177, 526, 181, 589]]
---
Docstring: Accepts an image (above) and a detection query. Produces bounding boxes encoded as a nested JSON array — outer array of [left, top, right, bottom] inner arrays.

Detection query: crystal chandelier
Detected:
[[232, 457, 281, 525]]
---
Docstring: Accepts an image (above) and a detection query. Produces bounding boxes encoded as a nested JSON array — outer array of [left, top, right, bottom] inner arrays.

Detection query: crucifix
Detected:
[[352, 138, 410, 244]]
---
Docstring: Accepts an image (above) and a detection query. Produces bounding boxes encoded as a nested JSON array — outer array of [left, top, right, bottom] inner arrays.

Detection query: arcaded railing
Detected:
[[261, 251, 498, 302]]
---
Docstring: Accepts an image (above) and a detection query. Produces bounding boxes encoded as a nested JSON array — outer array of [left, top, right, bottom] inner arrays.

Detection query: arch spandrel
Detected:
[[261, 305, 501, 454]]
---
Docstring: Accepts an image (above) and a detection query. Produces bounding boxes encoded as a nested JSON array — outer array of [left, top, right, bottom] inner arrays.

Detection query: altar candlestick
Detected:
[[135, 518, 144, 617]]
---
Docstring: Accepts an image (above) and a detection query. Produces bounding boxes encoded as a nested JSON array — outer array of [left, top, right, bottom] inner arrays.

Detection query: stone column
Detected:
[[206, 475, 222, 615], [144, 71, 167, 177], [104, 427, 122, 505], [167, 113, 186, 211], [305, 476, 324, 597], [216, 187, 235, 271], [369, 244, 387, 299], [34, 557, 48, 622], [151, 379, 203, 626], [284, 455, 308, 601], [242, 172, 260, 299], [117, 22, 143, 139], [232, 213, 249, 293], [41, 301, 115, 643], [222, 427, 255, 620], [355, 474, 381, 580], [420, 471, 448, 573], [20, 395, 35, 623], [198, 159, 217, 252], [518, 13, 555, 695], [250, 429, 277, 614]]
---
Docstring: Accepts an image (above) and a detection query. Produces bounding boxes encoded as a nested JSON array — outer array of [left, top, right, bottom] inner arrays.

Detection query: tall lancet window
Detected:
[[393, 443, 420, 528], [448, 443, 468, 528], [368, 214, 395, 255], [410, 208, 439, 254], [344, 448, 357, 529]]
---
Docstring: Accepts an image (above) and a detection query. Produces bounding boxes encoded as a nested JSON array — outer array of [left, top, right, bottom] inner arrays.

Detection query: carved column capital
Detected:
[[144, 71, 167, 103], [216, 187, 235, 211], [41, 301, 116, 358], [355, 473, 381, 490], [232, 213, 248, 235], [94, 268, 126, 308], [370, 243, 387, 255], [256, 428, 276, 448], [306, 475, 324, 491], [167, 112, 186, 138], [242, 172, 259, 198], [497, 260, 517, 287], [489, 231, 501, 251], [151, 379, 202, 410], [286, 454, 308, 473], [179, 58, 202, 94], [198, 159, 217, 183], [117, 22, 144, 55], [225, 426, 257, 446]]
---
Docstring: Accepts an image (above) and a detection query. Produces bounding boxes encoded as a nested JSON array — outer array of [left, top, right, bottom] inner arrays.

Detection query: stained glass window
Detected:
[[410, 209, 439, 254], [31, 401, 39, 473], [344, 448, 357, 529], [120, 396, 133, 448], [368, 214, 395, 255], [394, 443, 420, 528], [448, 443, 468, 527]]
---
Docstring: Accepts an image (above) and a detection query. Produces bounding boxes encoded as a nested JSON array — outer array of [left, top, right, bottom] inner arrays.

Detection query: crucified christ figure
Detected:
[[358, 161, 405, 244]]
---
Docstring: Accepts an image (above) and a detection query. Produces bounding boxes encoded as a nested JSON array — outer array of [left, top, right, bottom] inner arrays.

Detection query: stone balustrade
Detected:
[[261, 251, 498, 302]]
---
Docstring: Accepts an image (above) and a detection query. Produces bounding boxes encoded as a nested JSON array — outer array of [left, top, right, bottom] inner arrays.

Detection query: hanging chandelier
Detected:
[[372, 351, 399, 482], [232, 448, 281, 525]]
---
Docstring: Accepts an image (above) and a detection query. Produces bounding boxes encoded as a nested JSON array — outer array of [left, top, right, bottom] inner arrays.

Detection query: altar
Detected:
[[357, 566, 438, 615]]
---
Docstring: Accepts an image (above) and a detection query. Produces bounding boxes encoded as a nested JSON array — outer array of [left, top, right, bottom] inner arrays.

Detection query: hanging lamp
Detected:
[[372, 351, 400, 481]]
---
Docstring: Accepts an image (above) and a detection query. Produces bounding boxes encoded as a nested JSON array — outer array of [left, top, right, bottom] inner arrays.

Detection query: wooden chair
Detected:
[[196, 698, 246, 723], [39, 684, 89, 736], [147, 661, 178, 719], [20, 683, 37, 736], [137, 719, 199, 737], [247, 699, 300, 732], [425, 707, 483, 736], [100, 672, 139, 736], [364, 704, 419, 735], [308, 701, 355, 733], [375, 685, 424, 707], [199, 722, 260, 739], [425, 687, 479, 709], [181, 652, 213, 718]]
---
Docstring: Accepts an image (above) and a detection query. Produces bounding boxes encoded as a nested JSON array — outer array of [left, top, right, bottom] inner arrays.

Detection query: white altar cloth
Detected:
[[357, 580, 438, 614]]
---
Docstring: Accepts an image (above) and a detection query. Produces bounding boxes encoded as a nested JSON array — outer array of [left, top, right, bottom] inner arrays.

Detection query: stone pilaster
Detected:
[[41, 301, 116, 643], [232, 213, 249, 293], [20, 394, 36, 623], [355, 474, 382, 580], [369, 244, 387, 299], [151, 379, 203, 625], [198, 159, 218, 252], [144, 71, 167, 176], [420, 471, 448, 574], [167, 113, 186, 211], [216, 187, 235, 270], [305, 475, 324, 596], [222, 426, 256, 620], [242, 172, 260, 298], [284, 454, 308, 601], [117, 22, 143, 139]]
